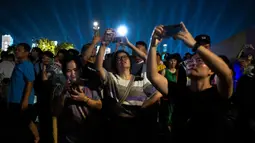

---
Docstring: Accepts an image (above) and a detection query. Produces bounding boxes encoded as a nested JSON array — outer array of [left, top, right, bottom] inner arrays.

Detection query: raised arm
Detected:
[[147, 26, 169, 95], [83, 36, 100, 62], [123, 37, 147, 61], [175, 22, 233, 97], [95, 43, 107, 81]]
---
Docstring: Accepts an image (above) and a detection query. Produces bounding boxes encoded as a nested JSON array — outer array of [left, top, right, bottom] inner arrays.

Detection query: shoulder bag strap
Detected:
[[118, 75, 135, 104]]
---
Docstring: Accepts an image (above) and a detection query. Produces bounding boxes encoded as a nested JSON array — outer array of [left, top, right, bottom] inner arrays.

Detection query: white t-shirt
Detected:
[[0, 61, 15, 78]]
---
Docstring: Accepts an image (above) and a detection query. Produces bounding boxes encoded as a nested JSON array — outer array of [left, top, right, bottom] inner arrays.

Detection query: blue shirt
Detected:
[[8, 60, 35, 104]]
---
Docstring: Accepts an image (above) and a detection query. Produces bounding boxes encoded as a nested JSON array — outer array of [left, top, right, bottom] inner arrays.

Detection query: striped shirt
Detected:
[[104, 71, 157, 117]]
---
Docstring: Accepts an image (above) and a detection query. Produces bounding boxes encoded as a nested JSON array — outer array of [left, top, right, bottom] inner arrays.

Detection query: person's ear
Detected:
[[208, 69, 214, 76]]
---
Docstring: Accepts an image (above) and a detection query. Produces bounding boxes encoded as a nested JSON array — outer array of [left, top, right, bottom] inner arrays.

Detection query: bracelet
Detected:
[[192, 42, 201, 52], [84, 98, 90, 103]]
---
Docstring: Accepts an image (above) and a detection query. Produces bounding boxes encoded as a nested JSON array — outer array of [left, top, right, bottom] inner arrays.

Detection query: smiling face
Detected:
[[65, 60, 80, 82], [184, 54, 214, 79]]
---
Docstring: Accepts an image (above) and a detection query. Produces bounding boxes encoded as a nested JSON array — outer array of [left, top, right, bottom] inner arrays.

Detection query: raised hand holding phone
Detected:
[[93, 21, 100, 37], [174, 22, 196, 48], [102, 28, 116, 45]]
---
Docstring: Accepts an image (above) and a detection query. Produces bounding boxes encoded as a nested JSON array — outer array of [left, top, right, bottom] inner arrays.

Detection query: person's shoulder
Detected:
[[23, 60, 33, 65]]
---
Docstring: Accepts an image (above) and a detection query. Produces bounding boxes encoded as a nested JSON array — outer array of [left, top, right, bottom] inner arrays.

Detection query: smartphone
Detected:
[[163, 24, 182, 38], [113, 37, 123, 43], [103, 29, 116, 44], [68, 82, 80, 95]]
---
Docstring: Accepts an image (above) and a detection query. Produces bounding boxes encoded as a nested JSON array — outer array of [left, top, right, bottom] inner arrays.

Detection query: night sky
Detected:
[[1, 0, 255, 55]]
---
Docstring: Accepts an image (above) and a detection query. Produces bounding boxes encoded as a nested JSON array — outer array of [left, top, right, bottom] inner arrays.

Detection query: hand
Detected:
[[174, 22, 196, 48], [34, 136, 40, 143], [150, 25, 163, 47], [92, 35, 101, 44], [21, 99, 29, 111], [71, 88, 89, 102], [122, 36, 130, 46]]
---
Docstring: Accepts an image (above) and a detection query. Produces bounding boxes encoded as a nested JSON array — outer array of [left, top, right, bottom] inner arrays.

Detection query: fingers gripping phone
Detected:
[[68, 82, 81, 95], [162, 24, 182, 38]]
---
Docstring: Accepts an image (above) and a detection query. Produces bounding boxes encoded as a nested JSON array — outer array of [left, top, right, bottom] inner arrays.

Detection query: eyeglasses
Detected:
[[116, 55, 129, 61], [183, 57, 205, 70]]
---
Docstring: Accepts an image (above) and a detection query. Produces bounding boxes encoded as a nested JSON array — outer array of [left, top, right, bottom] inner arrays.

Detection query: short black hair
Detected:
[[17, 43, 31, 52], [42, 51, 54, 58], [32, 47, 42, 53], [81, 43, 92, 54], [112, 50, 132, 74], [135, 41, 147, 50], [8, 54, 15, 61], [1, 51, 8, 59], [62, 56, 81, 75], [68, 49, 80, 56], [166, 53, 182, 63]]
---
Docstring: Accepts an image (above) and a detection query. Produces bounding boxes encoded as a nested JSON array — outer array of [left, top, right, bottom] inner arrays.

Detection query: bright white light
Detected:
[[93, 21, 100, 30], [117, 25, 128, 36], [93, 21, 98, 27], [163, 44, 167, 47], [54, 41, 58, 46], [32, 43, 37, 48], [105, 47, 111, 54]]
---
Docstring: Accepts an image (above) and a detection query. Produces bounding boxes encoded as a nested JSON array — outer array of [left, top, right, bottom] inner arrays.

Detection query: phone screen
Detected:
[[113, 37, 122, 43], [163, 24, 182, 38], [103, 29, 116, 44]]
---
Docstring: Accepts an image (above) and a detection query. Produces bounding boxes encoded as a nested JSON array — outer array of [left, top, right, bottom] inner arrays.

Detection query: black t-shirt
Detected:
[[168, 81, 229, 143], [81, 62, 102, 90]]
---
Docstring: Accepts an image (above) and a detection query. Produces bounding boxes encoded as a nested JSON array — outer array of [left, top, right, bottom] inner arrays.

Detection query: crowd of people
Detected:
[[0, 22, 255, 143]]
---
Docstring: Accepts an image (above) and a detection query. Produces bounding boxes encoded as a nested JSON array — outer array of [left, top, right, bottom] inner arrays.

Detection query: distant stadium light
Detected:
[[117, 25, 128, 36]]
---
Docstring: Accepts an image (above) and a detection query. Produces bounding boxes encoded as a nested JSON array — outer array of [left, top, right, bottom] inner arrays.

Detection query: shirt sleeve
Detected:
[[23, 62, 35, 82], [103, 70, 113, 85], [91, 90, 101, 100], [143, 78, 157, 98]]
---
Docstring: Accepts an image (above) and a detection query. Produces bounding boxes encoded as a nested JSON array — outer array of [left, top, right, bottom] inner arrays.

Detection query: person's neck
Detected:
[[18, 57, 28, 63], [169, 67, 176, 72], [189, 78, 212, 92], [118, 69, 132, 80]]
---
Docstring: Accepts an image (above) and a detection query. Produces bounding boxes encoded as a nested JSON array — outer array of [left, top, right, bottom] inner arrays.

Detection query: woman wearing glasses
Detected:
[[96, 39, 162, 142]]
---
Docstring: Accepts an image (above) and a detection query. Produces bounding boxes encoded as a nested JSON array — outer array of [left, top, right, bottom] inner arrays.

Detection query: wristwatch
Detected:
[[192, 42, 201, 52]]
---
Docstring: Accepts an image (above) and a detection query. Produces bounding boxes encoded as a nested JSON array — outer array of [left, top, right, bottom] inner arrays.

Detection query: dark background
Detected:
[[1, 0, 255, 55]]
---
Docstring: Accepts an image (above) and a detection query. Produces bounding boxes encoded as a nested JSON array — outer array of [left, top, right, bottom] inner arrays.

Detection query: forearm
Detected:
[[23, 82, 33, 100], [84, 42, 97, 61], [197, 46, 233, 96], [84, 98, 102, 110], [115, 44, 120, 52], [142, 92, 162, 108], [147, 46, 159, 81], [196, 46, 232, 79], [127, 42, 147, 61], [96, 45, 107, 80]]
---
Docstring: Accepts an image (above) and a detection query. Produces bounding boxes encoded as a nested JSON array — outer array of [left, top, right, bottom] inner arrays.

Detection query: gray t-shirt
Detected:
[[103, 71, 157, 117]]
